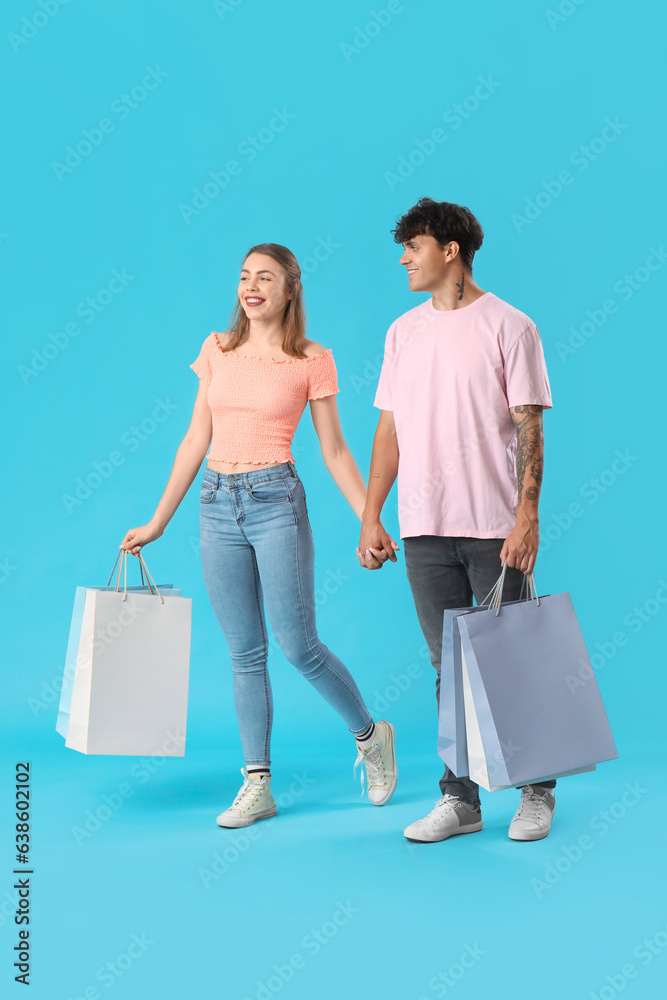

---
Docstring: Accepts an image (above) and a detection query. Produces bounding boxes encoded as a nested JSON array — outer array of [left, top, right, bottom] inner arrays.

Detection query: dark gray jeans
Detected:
[[403, 534, 556, 808]]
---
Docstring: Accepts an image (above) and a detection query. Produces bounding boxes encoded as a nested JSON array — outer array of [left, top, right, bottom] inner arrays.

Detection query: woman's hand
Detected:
[[357, 518, 400, 570], [119, 522, 164, 556]]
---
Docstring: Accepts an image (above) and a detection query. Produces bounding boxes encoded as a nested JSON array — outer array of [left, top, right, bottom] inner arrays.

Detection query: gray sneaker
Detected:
[[403, 794, 483, 843]]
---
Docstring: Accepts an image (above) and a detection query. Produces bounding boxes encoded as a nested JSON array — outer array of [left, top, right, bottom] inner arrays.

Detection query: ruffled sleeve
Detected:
[[189, 335, 213, 384], [307, 349, 339, 400]]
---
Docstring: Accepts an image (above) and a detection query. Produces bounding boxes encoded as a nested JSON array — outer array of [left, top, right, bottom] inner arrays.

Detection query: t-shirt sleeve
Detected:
[[373, 323, 396, 410], [189, 335, 213, 384], [307, 350, 339, 400], [504, 324, 553, 410]]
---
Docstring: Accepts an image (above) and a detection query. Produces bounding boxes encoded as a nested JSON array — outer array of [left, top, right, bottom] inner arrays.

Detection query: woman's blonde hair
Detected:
[[222, 243, 307, 356]]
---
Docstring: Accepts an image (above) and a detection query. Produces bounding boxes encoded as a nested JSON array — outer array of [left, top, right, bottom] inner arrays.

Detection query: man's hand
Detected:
[[500, 514, 539, 574], [357, 518, 400, 570]]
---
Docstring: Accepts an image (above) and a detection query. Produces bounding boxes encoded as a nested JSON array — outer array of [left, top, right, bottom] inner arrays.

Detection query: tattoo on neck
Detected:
[[456, 273, 465, 300]]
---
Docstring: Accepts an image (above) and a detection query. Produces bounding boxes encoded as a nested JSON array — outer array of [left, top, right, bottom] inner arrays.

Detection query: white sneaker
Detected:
[[403, 795, 483, 843], [216, 769, 277, 828], [508, 785, 556, 841], [354, 720, 398, 805]]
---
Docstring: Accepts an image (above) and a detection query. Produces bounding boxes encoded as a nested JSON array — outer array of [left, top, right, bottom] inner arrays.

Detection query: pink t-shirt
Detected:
[[373, 291, 553, 539]]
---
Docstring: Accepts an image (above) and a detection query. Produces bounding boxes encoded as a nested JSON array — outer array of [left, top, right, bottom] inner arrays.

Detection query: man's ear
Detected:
[[443, 240, 460, 263]]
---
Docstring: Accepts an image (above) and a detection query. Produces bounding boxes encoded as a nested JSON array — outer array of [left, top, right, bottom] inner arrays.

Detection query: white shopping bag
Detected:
[[57, 583, 181, 738], [64, 552, 192, 756]]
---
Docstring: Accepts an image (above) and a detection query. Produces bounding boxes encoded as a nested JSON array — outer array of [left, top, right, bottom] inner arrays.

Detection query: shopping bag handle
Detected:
[[480, 561, 540, 616], [107, 550, 164, 604]]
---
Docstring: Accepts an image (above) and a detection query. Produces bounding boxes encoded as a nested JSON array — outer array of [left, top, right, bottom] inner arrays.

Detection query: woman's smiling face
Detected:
[[238, 252, 291, 321]]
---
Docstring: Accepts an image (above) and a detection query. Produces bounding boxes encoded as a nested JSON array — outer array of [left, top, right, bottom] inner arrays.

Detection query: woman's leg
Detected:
[[199, 487, 273, 770], [242, 476, 373, 737]]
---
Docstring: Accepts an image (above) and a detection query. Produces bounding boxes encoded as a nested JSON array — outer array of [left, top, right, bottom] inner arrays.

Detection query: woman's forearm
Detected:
[[150, 435, 210, 531], [322, 446, 368, 521]]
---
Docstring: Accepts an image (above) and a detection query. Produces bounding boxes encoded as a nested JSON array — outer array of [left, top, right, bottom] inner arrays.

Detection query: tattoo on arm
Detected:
[[511, 405, 544, 508], [456, 272, 465, 300]]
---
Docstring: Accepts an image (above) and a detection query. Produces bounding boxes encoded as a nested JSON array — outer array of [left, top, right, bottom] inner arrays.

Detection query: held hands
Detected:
[[119, 522, 163, 556], [499, 515, 539, 575], [357, 518, 400, 570]]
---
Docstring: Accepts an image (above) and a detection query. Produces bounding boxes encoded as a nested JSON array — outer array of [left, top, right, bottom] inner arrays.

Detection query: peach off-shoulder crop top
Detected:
[[189, 332, 340, 464]]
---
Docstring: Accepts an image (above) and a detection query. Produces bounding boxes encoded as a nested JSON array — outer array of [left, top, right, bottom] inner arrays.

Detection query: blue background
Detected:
[[2, 1, 666, 997]]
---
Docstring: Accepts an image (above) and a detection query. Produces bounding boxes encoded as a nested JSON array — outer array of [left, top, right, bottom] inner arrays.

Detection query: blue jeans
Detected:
[[403, 534, 556, 807], [198, 461, 373, 768]]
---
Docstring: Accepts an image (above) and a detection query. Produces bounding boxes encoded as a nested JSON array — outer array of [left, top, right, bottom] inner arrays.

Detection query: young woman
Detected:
[[120, 243, 398, 828]]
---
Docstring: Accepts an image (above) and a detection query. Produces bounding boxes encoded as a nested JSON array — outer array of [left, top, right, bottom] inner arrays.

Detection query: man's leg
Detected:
[[403, 535, 481, 806]]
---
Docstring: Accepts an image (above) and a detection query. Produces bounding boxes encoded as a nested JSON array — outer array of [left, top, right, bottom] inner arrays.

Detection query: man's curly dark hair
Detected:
[[392, 198, 484, 272]]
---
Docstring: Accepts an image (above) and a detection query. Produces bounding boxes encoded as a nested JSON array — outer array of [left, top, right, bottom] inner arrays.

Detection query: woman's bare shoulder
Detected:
[[301, 339, 329, 358]]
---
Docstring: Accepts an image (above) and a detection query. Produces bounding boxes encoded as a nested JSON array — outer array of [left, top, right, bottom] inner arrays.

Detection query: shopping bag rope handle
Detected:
[[480, 561, 540, 616], [107, 550, 164, 604]]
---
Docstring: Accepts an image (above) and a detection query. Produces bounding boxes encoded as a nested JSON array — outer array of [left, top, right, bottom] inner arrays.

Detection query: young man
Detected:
[[357, 198, 555, 843]]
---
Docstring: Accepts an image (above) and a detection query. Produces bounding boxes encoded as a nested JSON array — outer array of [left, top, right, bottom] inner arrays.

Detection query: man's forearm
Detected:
[[362, 428, 399, 522], [511, 404, 544, 521]]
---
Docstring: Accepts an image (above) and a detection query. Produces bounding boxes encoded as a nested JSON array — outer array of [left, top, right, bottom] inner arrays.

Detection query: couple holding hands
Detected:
[[121, 197, 555, 844]]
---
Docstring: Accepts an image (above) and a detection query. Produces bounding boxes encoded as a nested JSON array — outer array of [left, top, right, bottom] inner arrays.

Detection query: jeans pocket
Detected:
[[247, 476, 294, 504], [199, 483, 216, 503]]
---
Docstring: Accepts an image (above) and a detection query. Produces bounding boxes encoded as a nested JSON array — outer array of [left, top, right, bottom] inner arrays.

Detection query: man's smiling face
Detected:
[[399, 233, 458, 293]]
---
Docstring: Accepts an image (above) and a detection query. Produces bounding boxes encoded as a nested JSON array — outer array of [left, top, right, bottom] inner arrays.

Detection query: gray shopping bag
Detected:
[[458, 584, 618, 790], [438, 608, 476, 778], [437, 572, 539, 778]]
